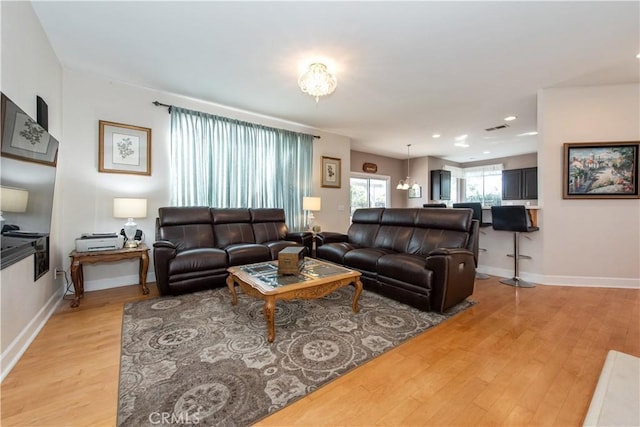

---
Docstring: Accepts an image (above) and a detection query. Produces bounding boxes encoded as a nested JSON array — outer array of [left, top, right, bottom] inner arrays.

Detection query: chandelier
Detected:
[[298, 63, 337, 102], [397, 144, 420, 191]]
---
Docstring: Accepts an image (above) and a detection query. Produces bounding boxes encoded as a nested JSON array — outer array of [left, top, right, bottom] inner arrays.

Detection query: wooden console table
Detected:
[[68, 243, 150, 307]]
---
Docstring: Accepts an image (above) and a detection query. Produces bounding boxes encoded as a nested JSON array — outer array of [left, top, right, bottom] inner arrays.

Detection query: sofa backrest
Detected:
[[250, 208, 288, 243], [211, 208, 256, 248], [407, 208, 472, 256], [156, 207, 215, 251], [348, 208, 384, 247], [373, 209, 417, 252]]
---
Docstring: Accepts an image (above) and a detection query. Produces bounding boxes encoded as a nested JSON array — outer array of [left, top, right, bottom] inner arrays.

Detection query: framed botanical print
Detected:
[[321, 156, 341, 188], [99, 120, 151, 176], [1, 93, 58, 166]]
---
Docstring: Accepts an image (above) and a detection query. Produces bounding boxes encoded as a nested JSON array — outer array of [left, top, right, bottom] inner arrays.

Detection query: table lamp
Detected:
[[0, 186, 29, 232], [302, 196, 321, 232], [113, 198, 147, 248]]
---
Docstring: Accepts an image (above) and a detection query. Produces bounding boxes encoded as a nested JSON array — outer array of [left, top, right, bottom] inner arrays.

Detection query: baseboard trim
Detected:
[[477, 268, 639, 289], [1, 288, 63, 383]]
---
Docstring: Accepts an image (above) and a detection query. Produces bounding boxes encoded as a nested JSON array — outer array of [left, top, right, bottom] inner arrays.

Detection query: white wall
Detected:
[[537, 84, 640, 287], [0, 1, 64, 380], [59, 69, 352, 290]]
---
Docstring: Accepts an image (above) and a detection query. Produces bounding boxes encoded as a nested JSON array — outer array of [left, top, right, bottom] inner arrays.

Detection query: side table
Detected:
[[68, 243, 150, 307]]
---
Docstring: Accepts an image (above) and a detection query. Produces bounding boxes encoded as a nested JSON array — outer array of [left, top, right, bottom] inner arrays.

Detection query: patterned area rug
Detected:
[[118, 286, 474, 426]]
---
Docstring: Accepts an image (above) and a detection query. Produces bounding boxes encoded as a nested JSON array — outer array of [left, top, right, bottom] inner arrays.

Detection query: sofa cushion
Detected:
[[157, 207, 215, 250], [225, 243, 271, 266], [415, 208, 471, 231], [168, 248, 228, 275], [407, 228, 470, 256], [406, 208, 472, 255], [212, 208, 257, 248], [316, 242, 359, 265], [347, 208, 384, 246], [343, 247, 397, 272], [251, 208, 288, 243], [377, 253, 433, 290]]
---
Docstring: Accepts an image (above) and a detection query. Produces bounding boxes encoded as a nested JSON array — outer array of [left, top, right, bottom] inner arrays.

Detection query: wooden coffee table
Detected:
[[226, 258, 363, 342]]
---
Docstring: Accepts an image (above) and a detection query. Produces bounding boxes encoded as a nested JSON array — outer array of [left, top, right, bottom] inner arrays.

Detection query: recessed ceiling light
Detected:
[[504, 115, 517, 121], [454, 142, 469, 148], [636, 53, 640, 59], [432, 134, 441, 138], [455, 134, 468, 141], [517, 131, 538, 136], [483, 151, 491, 154]]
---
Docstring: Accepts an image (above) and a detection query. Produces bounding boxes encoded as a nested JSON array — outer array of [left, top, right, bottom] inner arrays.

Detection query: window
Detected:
[[463, 164, 503, 206], [350, 174, 389, 217]]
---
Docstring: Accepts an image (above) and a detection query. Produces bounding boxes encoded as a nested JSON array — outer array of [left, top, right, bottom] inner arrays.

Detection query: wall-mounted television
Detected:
[[1, 92, 58, 273]]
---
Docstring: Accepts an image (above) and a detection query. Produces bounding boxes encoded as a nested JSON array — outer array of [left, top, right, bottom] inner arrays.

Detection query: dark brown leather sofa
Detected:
[[153, 207, 311, 295], [316, 208, 478, 312]]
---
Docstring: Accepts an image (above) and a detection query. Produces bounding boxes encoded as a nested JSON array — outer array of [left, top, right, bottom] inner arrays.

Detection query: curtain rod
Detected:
[[152, 100, 320, 139]]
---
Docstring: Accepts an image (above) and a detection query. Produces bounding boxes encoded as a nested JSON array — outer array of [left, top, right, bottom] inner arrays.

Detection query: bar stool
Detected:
[[453, 202, 491, 280], [491, 205, 539, 288]]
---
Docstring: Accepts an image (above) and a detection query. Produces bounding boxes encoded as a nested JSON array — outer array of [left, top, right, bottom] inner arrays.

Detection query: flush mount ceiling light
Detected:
[[396, 144, 419, 191], [298, 62, 337, 102]]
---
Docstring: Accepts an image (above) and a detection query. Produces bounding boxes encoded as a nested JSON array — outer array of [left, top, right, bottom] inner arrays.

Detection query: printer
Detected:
[[75, 233, 124, 252]]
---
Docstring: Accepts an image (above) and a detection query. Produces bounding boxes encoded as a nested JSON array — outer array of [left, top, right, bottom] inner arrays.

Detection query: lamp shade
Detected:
[[0, 186, 29, 213], [113, 198, 147, 219], [303, 197, 321, 211]]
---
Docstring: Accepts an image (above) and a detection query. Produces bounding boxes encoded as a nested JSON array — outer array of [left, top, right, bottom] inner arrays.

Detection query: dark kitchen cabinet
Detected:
[[522, 167, 538, 199], [430, 169, 451, 200], [502, 167, 537, 200]]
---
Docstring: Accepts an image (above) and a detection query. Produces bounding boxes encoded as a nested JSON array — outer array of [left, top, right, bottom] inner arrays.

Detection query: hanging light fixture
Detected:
[[397, 144, 420, 191], [298, 63, 337, 102]]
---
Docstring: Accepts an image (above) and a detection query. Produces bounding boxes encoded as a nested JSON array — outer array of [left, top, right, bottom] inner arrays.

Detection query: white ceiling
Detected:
[[31, 1, 639, 163]]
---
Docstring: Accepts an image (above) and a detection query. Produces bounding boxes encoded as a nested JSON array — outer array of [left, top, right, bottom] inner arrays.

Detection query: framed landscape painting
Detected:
[[99, 120, 151, 176], [563, 141, 639, 199]]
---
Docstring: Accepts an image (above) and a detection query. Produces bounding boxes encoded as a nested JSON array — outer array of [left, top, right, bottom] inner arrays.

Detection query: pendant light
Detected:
[[397, 144, 419, 190]]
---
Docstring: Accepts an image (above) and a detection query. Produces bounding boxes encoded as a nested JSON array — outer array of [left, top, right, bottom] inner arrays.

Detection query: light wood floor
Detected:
[[1, 277, 638, 426]]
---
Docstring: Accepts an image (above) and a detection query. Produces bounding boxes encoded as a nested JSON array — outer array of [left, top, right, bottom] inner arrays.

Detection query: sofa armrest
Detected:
[[286, 231, 314, 256], [425, 248, 476, 313], [316, 232, 348, 247], [153, 240, 178, 295]]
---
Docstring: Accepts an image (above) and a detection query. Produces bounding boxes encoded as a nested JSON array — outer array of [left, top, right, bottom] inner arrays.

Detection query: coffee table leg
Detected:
[[352, 278, 363, 313], [226, 275, 238, 305], [264, 296, 276, 343]]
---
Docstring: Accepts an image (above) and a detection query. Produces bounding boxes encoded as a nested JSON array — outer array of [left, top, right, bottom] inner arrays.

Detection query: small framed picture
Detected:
[[99, 120, 151, 176], [408, 185, 422, 199], [321, 156, 341, 188], [563, 141, 639, 199]]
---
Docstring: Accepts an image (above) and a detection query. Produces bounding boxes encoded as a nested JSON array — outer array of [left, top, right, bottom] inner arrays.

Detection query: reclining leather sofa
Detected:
[[316, 207, 478, 312], [153, 207, 311, 296]]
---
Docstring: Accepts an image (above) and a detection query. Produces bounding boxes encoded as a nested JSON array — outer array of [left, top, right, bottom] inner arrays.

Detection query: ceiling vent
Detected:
[[485, 124, 510, 132]]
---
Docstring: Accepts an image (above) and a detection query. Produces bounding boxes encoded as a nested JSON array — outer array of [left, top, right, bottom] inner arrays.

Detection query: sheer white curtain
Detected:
[[169, 107, 313, 230]]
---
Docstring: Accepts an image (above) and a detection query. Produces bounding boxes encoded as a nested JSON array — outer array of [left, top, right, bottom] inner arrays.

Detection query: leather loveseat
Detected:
[[153, 207, 311, 296], [316, 207, 478, 312]]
